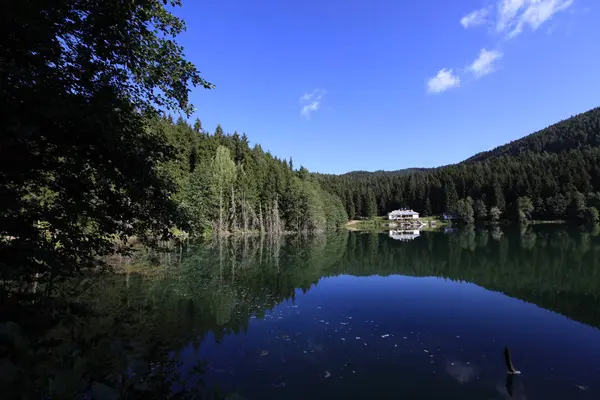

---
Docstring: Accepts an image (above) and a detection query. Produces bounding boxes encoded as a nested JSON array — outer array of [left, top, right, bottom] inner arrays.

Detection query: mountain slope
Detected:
[[341, 168, 429, 178], [317, 106, 600, 221], [463, 107, 600, 163]]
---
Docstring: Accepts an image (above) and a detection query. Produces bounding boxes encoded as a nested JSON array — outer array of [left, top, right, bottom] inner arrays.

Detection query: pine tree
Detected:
[[193, 117, 203, 133], [473, 199, 487, 221], [215, 124, 224, 139]]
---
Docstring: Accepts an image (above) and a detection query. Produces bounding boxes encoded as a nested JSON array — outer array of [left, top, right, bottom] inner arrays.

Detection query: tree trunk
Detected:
[[230, 186, 237, 232], [219, 187, 224, 234], [259, 202, 264, 232]]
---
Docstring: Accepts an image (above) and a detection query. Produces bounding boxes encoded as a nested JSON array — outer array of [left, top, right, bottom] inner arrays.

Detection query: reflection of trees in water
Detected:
[[167, 226, 600, 332], [7, 226, 600, 398], [342, 226, 600, 328]]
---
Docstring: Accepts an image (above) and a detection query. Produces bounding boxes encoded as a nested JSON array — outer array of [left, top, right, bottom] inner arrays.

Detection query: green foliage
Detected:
[[583, 207, 599, 225], [517, 197, 534, 223], [473, 199, 487, 221], [489, 206, 502, 223], [154, 117, 348, 236], [568, 191, 586, 220], [456, 197, 475, 224], [0, 0, 213, 291], [212, 146, 237, 233], [1, 0, 348, 315], [317, 108, 600, 223], [464, 107, 600, 163]]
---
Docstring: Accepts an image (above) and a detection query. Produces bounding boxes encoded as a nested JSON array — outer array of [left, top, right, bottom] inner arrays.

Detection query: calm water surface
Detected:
[[117, 227, 600, 399]]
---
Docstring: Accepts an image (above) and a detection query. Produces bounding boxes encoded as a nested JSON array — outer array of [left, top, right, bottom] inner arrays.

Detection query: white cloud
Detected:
[[469, 48, 503, 78], [299, 89, 326, 118], [430, 1, 574, 93], [496, 0, 574, 38], [461, 1, 574, 37], [427, 69, 461, 94], [496, 0, 527, 32], [460, 7, 491, 28]]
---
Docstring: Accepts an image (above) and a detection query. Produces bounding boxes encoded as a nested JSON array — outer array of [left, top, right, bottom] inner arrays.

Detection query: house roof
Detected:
[[388, 209, 419, 215]]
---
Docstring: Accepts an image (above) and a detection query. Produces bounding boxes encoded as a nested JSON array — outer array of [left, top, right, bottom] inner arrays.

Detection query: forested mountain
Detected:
[[318, 107, 600, 223], [338, 168, 429, 178], [463, 107, 600, 163]]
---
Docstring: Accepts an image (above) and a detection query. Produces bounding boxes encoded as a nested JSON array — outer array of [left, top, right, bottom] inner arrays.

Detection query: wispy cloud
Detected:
[[299, 89, 326, 118], [460, 7, 491, 28], [430, 1, 575, 94], [469, 48, 503, 78], [494, 0, 574, 38], [427, 69, 461, 94]]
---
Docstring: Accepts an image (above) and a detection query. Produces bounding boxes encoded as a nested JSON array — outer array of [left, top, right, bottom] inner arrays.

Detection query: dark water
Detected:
[[58, 226, 600, 399]]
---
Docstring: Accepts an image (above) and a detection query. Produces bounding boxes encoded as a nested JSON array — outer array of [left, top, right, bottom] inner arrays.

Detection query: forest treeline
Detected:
[[156, 116, 348, 236], [317, 107, 600, 224], [0, 0, 347, 297]]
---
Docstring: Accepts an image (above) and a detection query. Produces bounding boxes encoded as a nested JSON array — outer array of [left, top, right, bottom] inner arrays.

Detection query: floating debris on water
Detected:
[[340, 322, 348, 325], [424, 350, 429, 353], [260, 350, 269, 356], [356, 336, 361, 340], [575, 385, 588, 391], [381, 334, 390, 338], [341, 338, 346, 341], [324, 371, 331, 378], [319, 320, 325, 323]]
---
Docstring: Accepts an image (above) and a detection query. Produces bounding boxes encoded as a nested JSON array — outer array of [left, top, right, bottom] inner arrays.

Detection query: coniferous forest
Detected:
[[0, 0, 347, 294], [3, 0, 600, 294], [4, 2, 600, 399], [317, 107, 600, 224], [154, 116, 348, 236]]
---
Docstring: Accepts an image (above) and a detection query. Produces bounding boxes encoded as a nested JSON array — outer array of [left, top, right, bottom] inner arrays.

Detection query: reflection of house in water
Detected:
[[388, 229, 421, 241]]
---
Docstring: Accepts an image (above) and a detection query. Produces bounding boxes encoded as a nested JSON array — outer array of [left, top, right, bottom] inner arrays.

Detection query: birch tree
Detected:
[[212, 146, 236, 233]]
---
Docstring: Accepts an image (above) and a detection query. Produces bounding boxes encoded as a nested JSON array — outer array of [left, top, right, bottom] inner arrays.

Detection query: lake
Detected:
[[32, 226, 600, 399]]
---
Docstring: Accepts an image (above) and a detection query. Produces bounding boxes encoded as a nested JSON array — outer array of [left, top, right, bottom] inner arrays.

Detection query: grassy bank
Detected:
[[345, 215, 448, 231]]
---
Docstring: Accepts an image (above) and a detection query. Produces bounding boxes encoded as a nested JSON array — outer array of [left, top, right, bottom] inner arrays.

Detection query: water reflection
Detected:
[[129, 225, 600, 398], [388, 229, 421, 241], [8, 225, 600, 399]]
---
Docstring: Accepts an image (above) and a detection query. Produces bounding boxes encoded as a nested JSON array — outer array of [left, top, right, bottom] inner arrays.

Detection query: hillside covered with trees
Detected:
[[318, 107, 600, 223], [0, 0, 346, 305], [156, 116, 348, 237]]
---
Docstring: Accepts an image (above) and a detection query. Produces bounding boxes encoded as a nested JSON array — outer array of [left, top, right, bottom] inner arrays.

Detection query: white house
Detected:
[[389, 229, 421, 241], [387, 209, 419, 220]]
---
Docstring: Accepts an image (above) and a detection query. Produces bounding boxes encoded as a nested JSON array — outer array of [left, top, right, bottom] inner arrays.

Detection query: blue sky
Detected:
[[174, 0, 599, 174]]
